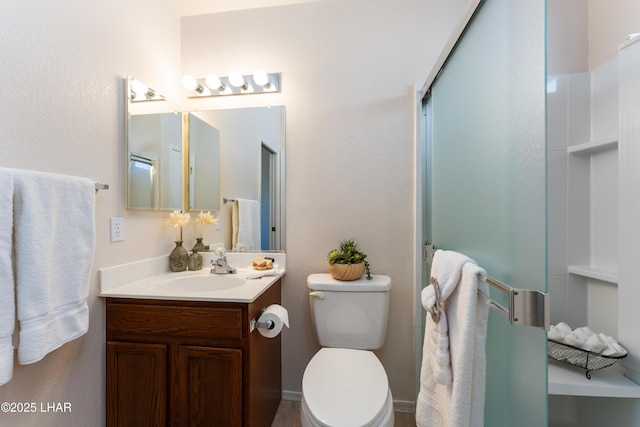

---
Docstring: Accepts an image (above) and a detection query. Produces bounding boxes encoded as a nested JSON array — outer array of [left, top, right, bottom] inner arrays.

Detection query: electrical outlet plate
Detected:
[[110, 217, 124, 242]]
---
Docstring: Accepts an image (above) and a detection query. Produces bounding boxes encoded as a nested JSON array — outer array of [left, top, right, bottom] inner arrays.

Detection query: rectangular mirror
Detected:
[[192, 106, 286, 251], [125, 77, 286, 250], [128, 112, 183, 210]]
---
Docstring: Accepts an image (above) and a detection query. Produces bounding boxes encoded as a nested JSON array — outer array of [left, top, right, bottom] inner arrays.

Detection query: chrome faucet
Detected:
[[210, 248, 237, 274]]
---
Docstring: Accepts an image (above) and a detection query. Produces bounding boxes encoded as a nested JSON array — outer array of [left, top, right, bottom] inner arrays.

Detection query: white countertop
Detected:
[[99, 252, 286, 303]]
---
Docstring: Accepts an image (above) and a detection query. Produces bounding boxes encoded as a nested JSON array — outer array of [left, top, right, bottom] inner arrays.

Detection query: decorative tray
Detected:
[[548, 339, 626, 379]]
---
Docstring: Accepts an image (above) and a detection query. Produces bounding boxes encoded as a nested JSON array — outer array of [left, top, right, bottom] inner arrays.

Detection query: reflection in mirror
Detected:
[[192, 107, 285, 251], [129, 154, 155, 208], [187, 113, 221, 212], [127, 113, 182, 210]]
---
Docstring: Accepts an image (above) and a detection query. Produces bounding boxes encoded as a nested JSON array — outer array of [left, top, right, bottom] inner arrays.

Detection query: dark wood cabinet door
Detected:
[[174, 346, 243, 427], [107, 341, 167, 427]]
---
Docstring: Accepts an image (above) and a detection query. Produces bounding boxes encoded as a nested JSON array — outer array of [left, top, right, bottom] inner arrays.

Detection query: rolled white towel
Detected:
[[555, 322, 572, 337], [575, 326, 595, 337], [598, 333, 627, 357], [584, 333, 606, 353], [548, 325, 563, 341], [564, 330, 587, 348]]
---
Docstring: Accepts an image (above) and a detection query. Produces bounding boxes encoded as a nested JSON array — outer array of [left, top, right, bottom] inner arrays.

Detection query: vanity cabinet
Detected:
[[106, 279, 281, 427]]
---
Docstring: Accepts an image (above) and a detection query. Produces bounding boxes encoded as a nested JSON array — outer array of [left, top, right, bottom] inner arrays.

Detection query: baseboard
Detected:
[[392, 400, 416, 413], [282, 390, 301, 401], [281, 390, 415, 414]]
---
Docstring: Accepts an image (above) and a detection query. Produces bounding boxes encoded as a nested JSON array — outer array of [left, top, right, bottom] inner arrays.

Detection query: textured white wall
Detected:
[[0, 0, 180, 425], [548, 0, 640, 73], [547, 0, 588, 74], [181, 0, 468, 404], [0, 0, 469, 422], [588, 0, 640, 70]]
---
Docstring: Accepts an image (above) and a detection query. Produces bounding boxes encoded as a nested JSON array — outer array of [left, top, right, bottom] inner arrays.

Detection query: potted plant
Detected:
[[327, 239, 372, 280]]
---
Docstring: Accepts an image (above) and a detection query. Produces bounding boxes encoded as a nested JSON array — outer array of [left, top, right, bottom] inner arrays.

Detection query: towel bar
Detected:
[[223, 197, 236, 204], [94, 183, 109, 192], [424, 243, 549, 330]]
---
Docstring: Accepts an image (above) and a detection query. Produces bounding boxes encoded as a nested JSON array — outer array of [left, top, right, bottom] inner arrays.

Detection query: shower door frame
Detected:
[[414, 0, 549, 424]]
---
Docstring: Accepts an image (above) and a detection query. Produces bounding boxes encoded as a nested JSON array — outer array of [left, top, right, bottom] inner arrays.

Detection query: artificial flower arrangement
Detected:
[[195, 211, 217, 238], [166, 210, 191, 241], [327, 239, 372, 281]]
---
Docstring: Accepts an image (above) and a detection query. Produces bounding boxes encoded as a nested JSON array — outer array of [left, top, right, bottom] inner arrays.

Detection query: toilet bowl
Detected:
[[302, 274, 393, 427], [301, 348, 394, 427]]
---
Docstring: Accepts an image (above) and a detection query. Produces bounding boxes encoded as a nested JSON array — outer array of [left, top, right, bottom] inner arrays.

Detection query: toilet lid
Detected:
[[302, 348, 389, 427]]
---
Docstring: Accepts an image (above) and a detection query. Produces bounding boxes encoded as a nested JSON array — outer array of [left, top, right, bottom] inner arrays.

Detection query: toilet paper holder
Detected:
[[250, 308, 276, 332]]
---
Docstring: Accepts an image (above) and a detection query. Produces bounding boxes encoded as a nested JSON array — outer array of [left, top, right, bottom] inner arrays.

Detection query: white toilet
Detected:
[[301, 273, 394, 427]]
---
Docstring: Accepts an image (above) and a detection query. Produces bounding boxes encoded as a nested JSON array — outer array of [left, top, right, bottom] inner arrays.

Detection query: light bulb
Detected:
[[130, 79, 148, 98], [228, 72, 247, 89], [205, 74, 225, 91], [182, 74, 204, 94], [253, 70, 270, 88], [181, 75, 197, 90]]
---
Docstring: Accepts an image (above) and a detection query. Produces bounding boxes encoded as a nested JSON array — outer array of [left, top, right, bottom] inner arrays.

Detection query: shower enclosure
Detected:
[[419, 0, 548, 425]]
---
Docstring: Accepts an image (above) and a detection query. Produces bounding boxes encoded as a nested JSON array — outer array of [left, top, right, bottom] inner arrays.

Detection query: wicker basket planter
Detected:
[[327, 262, 365, 281]]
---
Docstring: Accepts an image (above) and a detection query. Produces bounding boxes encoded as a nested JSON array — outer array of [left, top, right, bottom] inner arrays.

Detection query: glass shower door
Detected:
[[423, 0, 548, 425]]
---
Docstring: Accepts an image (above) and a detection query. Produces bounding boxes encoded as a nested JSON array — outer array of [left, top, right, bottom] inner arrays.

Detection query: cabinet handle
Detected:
[[309, 291, 325, 300]]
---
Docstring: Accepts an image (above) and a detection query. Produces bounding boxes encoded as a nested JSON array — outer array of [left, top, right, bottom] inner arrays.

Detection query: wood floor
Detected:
[[271, 399, 416, 426]]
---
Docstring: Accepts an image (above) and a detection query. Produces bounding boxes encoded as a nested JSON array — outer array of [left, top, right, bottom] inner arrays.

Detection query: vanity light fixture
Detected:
[[128, 77, 165, 102], [181, 71, 281, 98]]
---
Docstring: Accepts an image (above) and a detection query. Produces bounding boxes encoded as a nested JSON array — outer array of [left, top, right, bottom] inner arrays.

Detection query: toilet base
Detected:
[[300, 390, 394, 427]]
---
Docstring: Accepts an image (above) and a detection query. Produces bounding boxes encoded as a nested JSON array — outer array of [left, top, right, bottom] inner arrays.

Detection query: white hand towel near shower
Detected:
[[0, 168, 15, 386], [232, 198, 260, 251], [417, 250, 489, 427], [13, 169, 95, 365]]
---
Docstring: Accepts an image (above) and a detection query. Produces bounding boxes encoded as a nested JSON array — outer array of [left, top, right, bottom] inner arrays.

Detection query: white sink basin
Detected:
[[156, 274, 246, 292]]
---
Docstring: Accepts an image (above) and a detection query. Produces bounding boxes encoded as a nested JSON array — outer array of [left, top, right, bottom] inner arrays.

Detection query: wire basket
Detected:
[[548, 339, 626, 379]]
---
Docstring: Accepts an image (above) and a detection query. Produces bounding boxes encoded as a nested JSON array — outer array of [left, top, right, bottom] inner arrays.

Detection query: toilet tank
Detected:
[[307, 274, 391, 350]]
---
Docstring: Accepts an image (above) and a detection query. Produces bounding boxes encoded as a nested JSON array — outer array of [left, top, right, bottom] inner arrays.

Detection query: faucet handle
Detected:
[[215, 247, 226, 258]]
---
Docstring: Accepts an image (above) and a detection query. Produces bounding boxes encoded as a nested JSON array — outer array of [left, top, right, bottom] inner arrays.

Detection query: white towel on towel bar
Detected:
[[13, 169, 95, 365], [416, 250, 489, 427], [232, 198, 260, 251], [0, 168, 15, 386]]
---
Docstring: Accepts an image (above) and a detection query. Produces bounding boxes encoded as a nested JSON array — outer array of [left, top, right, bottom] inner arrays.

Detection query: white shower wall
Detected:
[[547, 59, 619, 336], [548, 48, 640, 427]]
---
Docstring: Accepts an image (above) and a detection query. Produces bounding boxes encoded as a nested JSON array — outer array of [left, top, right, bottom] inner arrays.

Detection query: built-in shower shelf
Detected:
[[567, 137, 618, 155], [549, 360, 640, 398], [568, 265, 618, 284]]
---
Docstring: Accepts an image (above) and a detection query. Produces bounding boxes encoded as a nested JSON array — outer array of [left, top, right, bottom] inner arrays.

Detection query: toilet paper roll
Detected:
[[257, 304, 289, 338]]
